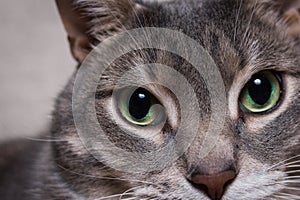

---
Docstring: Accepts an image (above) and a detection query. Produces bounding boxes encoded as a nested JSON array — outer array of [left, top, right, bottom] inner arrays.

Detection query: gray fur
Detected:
[[0, 0, 299, 199]]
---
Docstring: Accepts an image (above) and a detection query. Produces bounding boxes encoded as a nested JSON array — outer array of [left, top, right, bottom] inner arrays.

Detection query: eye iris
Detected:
[[128, 88, 152, 120], [247, 75, 272, 105], [240, 71, 281, 113], [118, 87, 165, 126]]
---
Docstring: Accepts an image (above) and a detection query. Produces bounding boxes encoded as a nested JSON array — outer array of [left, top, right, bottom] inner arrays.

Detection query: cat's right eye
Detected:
[[117, 87, 166, 126], [239, 71, 282, 113]]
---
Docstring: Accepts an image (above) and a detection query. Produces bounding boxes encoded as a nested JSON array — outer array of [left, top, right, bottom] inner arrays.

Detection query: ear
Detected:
[[280, 0, 300, 37], [259, 0, 300, 38], [56, 0, 143, 63]]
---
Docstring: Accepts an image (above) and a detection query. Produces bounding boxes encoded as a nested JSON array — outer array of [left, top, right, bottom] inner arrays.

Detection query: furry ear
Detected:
[[257, 0, 300, 38], [56, 0, 142, 63], [280, 0, 300, 37]]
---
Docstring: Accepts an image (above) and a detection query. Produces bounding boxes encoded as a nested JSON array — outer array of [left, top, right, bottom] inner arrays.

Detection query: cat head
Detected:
[[53, 0, 300, 199]]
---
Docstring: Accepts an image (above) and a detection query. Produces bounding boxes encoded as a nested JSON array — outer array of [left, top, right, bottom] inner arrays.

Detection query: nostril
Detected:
[[190, 182, 209, 196], [188, 170, 236, 200]]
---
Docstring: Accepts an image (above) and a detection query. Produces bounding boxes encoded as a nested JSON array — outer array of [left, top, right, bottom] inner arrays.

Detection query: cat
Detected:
[[0, 0, 300, 199]]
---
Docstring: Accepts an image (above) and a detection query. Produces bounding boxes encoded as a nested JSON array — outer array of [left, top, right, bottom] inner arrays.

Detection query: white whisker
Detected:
[[122, 197, 137, 200], [284, 176, 300, 180], [81, 0, 145, 59], [282, 160, 300, 167], [120, 186, 143, 200], [279, 180, 300, 184], [285, 170, 300, 174], [23, 136, 69, 142], [241, 0, 258, 48], [127, 0, 155, 55], [284, 187, 300, 191], [285, 165, 300, 169], [56, 163, 158, 186], [275, 192, 300, 199], [268, 155, 300, 170], [273, 194, 291, 200], [233, 0, 243, 44], [94, 192, 134, 200]]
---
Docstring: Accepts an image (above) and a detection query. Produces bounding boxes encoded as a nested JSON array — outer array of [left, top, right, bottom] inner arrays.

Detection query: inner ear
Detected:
[[56, 0, 144, 63]]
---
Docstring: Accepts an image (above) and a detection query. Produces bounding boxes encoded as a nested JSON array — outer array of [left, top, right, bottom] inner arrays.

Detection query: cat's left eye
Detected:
[[118, 87, 166, 126], [239, 71, 282, 113]]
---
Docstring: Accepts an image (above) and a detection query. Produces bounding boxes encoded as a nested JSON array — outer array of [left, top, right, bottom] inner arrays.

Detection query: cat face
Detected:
[[53, 0, 300, 199]]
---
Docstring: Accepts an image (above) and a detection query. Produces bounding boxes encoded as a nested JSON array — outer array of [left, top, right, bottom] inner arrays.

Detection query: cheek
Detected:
[[224, 153, 286, 199], [132, 166, 206, 199], [238, 153, 269, 174], [64, 134, 88, 156]]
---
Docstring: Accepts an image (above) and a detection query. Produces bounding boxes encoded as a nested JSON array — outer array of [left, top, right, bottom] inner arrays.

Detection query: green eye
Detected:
[[239, 71, 282, 113], [118, 87, 165, 126]]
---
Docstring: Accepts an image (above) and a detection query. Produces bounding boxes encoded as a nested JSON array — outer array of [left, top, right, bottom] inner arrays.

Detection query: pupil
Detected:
[[129, 88, 151, 119], [248, 74, 272, 105]]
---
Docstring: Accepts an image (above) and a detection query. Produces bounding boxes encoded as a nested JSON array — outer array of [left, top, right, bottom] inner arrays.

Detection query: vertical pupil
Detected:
[[248, 75, 272, 105], [129, 88, 151, 119]]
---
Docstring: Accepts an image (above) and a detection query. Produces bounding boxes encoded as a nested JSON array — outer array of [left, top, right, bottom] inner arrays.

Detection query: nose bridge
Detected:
[[187, 133, 235, 173], [186, 136, 237, 200]]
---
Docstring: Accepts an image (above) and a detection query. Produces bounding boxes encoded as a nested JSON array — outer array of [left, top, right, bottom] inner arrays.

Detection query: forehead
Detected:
[[146, 0, 297, 80], [98, 0, 298, 93]]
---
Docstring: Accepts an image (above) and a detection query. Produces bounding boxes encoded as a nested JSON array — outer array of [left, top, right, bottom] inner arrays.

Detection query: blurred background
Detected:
[[0, 1, 75, 141]]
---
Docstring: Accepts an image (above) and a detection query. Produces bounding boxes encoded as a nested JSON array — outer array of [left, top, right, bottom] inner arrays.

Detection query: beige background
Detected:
[[0, 1, 75, 141]]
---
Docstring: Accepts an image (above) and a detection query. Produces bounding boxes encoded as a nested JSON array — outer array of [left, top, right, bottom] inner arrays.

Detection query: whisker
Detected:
[[233, 0, 243, 45], [147, 197, 158, 200], [77, 0, 143, 59], [23, 136, 69, 142], [100, 0, 145, 51], [240, 0, 258, 48], [94, 192, 134, 200], [87, 0, 158, 83], [283, 187, 300, 191], [275, 192, 300, 199], [120, 186, 143, 200], [281, 160, 300, 167], [272, 194, 291, 200], [279, 180, 300, 184], [127, 0, 153, 47], [139, 197, 152, 200], [56, 163, 158, 186], [122, 197, 137, 200], [285, 170, 300, 174], [285, 165, 300, 169], [267, 155, 300, 170], [283, 176, 300, 180]]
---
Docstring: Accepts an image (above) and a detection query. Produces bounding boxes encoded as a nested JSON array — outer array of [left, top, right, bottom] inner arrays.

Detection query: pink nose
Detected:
[[189, 170, 236, 200]]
